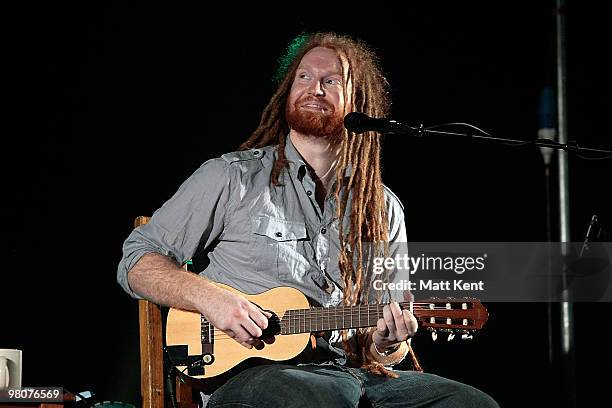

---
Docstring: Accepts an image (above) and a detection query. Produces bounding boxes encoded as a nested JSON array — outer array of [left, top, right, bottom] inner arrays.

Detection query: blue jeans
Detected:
[[206, 363, 499, 408]]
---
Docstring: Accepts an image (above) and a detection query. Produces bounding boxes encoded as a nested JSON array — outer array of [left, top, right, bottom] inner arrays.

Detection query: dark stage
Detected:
[[4, 2, 611, 407]]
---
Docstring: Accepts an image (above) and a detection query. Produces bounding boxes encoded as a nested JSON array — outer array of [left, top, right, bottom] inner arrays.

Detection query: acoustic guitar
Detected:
[[165, 283, 488, 388]]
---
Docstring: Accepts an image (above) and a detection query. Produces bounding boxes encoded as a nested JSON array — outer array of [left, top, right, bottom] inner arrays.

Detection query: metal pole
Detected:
[[555, 0, 575, 406]]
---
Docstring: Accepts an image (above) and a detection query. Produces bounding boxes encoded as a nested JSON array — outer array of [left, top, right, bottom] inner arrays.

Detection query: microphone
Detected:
[[344, 112, 417, 135]]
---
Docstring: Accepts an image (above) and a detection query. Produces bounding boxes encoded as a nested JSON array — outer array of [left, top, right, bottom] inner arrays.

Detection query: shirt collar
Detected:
[[283, 135, 352, 180], [284, 134, 306, 178]]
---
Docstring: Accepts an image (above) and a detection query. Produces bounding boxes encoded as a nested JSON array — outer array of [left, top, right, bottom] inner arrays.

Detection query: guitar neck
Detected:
[[280, 302, 412, 334]]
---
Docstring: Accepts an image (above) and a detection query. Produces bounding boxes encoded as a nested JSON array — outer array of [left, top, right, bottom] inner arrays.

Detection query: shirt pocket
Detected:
[[250, 215, 312, 282]]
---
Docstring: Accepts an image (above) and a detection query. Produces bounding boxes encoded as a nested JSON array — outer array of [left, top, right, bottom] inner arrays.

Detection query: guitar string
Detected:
[[207, 306, 471, 335], [208, 317, 474, 342], [203, 302, 477, 336], [209, 321, 475, 340], [207, 306, 472, 328], [207, 305, 476, 340]]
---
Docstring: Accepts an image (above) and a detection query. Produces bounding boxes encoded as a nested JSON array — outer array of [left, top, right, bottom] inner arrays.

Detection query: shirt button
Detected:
[[275, 232, 283, 238], [320, 228, 327, 234], [306, 190, 312, 196], [253, 150, 260, 156]]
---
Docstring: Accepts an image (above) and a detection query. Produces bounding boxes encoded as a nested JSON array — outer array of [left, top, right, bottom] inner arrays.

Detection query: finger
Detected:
[[383, 305, 397, 338], [402, 290, 414, 302], [263, 336, 276, 344], [390, 302, 409, 341], [403, 309, 418, 337], [376, 317, 389, 335], [241, 317, 263, 339], [234, 332, 254, 349], [252, 339, 265, 350], [232, 325, 256, 345], [248, 303, 270, 330], [238, 340, 254, 349]]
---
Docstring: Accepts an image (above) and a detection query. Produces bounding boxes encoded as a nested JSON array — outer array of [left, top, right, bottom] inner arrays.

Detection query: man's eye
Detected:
[[298, 73, 310, 80], [325, 78, 341, 86]]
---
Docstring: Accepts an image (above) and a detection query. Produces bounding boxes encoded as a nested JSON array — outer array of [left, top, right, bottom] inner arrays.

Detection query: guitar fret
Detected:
[[321, 307, 324, 332], [285, 310, 288, 335]]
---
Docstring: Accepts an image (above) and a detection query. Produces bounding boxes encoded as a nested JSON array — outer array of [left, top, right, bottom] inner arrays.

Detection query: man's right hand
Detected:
[[127, 254, 275, 349], [199, 285, 274, 349]]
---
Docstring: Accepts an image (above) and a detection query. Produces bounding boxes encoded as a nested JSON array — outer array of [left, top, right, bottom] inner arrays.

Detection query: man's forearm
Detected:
[[127, 252, 215, 312]]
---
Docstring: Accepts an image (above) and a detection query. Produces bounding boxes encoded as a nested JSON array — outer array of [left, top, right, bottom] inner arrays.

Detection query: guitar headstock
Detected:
[[412, 298, 488, 341]]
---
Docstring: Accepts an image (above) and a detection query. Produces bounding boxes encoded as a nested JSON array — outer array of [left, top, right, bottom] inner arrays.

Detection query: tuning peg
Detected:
[[431, 330, 438, 342], [447, 332, 455, 341], [461, 333, 473, 341]]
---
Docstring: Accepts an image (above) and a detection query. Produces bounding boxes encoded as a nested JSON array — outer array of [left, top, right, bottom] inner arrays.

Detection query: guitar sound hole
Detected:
[[259, 310, 281, 339]]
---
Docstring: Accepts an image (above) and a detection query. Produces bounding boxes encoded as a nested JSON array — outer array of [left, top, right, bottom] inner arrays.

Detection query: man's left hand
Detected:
[[371, 301, 418, 352]]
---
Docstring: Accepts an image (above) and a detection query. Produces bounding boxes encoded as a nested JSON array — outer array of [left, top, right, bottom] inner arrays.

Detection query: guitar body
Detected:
[[166, 284, 311, 379]]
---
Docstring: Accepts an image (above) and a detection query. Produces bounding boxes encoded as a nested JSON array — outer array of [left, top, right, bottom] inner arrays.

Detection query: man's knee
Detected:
[[446, 382, 499, 408], [375, 372, 499, 408]]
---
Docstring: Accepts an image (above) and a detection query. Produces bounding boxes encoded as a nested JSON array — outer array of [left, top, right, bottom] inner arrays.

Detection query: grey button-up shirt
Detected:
[[118, 136, 409, 363]]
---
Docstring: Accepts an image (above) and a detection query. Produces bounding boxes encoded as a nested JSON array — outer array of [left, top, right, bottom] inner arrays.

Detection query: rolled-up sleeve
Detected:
[[117, 158, 231, 298]]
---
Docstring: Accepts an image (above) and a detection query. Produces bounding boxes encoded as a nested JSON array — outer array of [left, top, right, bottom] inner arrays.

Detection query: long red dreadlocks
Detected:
[[240, 32, 420, 377]]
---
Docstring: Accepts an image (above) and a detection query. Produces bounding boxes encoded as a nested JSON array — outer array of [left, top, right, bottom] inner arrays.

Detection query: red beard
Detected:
[[285, 96, 345, 141]]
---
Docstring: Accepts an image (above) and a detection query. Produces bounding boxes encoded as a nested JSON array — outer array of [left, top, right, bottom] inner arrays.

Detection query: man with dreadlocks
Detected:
[[118, 32, 498, 407]]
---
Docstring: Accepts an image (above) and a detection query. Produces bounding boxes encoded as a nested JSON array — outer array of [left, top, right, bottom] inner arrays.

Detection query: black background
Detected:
[[4, 1, 611, 406]]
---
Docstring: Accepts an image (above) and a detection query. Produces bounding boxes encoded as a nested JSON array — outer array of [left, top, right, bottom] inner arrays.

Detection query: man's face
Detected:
[[285, 46, 348, 140]]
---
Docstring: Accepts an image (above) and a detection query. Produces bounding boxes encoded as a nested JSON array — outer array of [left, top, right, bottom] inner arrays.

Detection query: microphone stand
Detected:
[[379, 124, 612, 157], [366, 119, 611, 408]]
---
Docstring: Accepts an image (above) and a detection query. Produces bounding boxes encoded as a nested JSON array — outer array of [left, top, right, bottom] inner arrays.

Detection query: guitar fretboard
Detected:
[[280, 303, 410, 334]]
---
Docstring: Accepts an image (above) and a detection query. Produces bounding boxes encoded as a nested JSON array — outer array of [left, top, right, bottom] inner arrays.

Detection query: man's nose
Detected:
[[308, 80, 325, 96]]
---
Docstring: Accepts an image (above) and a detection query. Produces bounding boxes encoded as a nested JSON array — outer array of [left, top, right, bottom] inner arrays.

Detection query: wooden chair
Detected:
[[134, 216, 197, 408]]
